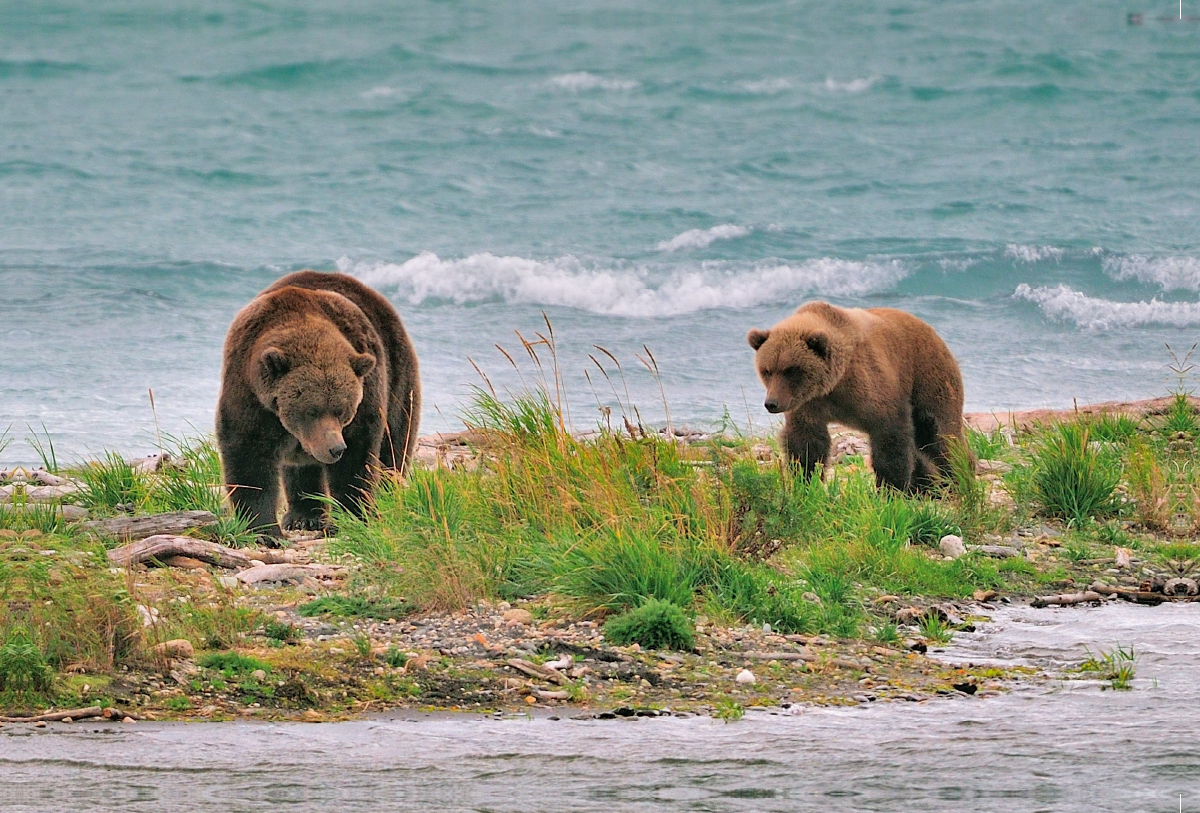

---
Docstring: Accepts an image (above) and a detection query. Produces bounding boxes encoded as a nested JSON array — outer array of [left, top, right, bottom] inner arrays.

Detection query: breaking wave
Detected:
[[1103, 254, 1200, 292], [656, 224, 751, 252], [548, 72, 638, 91], [1013, 283, 1200, 329], [341, 253, 908, 318], [1005, 244, 1064, 263]]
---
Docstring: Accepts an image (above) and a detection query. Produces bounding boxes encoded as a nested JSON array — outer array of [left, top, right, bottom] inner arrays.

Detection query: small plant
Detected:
[[1061, 538, 1092, 562], [603, 598, 695, 651], [1029, 422, 1121, 524], [714, 698, 745, 723], [351, 633, 373, 659], [873, 621, 901, 645], [967, 427, 1008, 460], [197, 651, 271, 677], [1086, 414, 1141, 444], [263, 620, 300, 643], [165, 696, 193, 711], [919, 613, 953, 644], [383, 646, 408, 668], [0, 631, 55, 698], [1077, 644, 1137, 690]]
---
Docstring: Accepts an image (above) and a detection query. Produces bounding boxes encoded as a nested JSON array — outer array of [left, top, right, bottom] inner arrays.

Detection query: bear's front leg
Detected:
[[282, 465, 328, 531], [326, 444, 380, 521], [781, 413, 832, 479], [869, 425, 918, 493], [220, 449, 284, 540]]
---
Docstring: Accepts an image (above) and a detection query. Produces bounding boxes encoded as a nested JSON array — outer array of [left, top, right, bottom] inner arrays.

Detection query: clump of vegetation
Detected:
[[263, 619, 301, 643], [297, 595, 414, 620], [383, 646, 409, 668], [714, 698, 745, 723], [198, 651, 271, 677], [74, 452, 149, 512], [1077, 644, 1137, 691], [603, 598, 695, 651], [0, 630, 55, 703], [1028, 422, 1121, 524]]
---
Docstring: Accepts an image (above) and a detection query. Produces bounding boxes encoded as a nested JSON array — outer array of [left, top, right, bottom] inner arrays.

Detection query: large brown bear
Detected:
[[747, 302, 965, 492], [217, 271, 420, 539]]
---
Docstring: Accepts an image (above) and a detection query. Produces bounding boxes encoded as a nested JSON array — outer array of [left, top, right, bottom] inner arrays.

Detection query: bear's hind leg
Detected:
[[282, 465, 329, 531], [782, 413, 832, 479], [869, 423, 918, 493], [912, 404, 953, 486]]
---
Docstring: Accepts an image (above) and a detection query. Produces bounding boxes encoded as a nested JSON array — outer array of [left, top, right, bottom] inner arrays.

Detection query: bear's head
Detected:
[[747, 304, 855, 414], [254, 325, 376, 464]]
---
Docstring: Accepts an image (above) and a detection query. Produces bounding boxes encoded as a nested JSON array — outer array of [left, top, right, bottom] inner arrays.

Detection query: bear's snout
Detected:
[[326, 438, 347, 462], [764, 399, 783, 414], [299, 417, 349, 464]]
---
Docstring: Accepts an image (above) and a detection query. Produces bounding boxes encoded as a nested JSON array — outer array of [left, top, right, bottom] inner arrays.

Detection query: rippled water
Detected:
[[4, 602, 1199, 812], [2, 1, 1200, 462]]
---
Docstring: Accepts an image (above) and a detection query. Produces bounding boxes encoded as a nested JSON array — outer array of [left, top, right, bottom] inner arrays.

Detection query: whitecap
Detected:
[[740, 78, 792, 94], [1013, 283, 1200, 329], [823, 76, 879, 93], [1004, 244, 1064, 263], [340, 253, 908, 318], [360, 86, 401, 99], [1102, 254, 1200, 292], [548, 72, 638, 91], [656, 224, 751, 252]]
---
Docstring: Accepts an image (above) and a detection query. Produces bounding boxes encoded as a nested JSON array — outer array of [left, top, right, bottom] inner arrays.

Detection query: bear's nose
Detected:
[[327, 440, 347, 462], [764, 399, 781, 414]]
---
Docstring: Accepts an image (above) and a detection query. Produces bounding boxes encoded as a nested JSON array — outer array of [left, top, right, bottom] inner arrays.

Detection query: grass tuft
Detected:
[[603, 598, 695, 651], [1029, 422, 1121, 524]]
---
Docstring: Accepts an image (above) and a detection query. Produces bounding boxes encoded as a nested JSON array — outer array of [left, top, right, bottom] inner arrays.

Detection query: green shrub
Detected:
[[603, 598, 695, 651], [75, 452, 148, 512], [0, 630, 54, 697], [197, 651, 270, 676], [966, 427, 1008, 460], [1029, 422, 1121, 524]]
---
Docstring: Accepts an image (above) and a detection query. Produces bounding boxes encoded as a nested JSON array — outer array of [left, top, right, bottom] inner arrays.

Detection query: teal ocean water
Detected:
[[2, 1, 1199, 462]]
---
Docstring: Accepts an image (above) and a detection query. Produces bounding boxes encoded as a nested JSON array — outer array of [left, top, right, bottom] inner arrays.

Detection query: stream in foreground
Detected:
[[2, 602, 1198, 812]]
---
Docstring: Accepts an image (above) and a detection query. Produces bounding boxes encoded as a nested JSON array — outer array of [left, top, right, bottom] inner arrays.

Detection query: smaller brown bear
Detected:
[[216, 271, 420, 540], [748, 302, 965, 492]]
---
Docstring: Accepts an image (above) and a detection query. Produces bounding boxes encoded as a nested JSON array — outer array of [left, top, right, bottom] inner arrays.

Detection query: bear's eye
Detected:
[[782, 366, 802, 380]]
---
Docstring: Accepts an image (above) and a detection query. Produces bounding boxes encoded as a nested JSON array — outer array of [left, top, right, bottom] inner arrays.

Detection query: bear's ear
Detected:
[[806, 333, 829, 359], [747, 328, 770, 350], [350, 352, 376, 379], [259, 347, 290, 380]]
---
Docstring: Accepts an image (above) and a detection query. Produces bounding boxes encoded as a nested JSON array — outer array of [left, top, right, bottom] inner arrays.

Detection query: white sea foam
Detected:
[[823, 76, 879, 93], [340, 253, 907, 318], [1005, 244, 1064, 263], [549, 72, 638, 91], [1102, 254, 1200, 292], [656, 224, 751, 252], [360, 86, 401, 99], [1013, 284, 1200, 329], [740, 78, 792, 94]]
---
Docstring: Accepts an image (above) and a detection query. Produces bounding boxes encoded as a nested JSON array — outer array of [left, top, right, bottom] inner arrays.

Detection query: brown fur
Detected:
[[217, 271, 420, 539], [748, 302, 965, 492]]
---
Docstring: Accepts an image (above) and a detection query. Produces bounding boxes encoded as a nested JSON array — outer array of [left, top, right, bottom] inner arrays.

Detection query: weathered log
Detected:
[[235, 563, 344, 585], [83, 510, 218, 541], [0, 706, 104, 723], [1031, 591, 1105, 608], [245, 549, 296, 565], [108, 535, 252, 569], [1087, 584, 1169, 604], [506, 658, 570, 685]]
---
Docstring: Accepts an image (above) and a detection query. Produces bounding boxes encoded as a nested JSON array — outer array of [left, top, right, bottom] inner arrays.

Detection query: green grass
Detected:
[[967, 426, 1009, 460], [297, 595, 415, 620], [1077, 644, 1137, 691], [331, 387, 1007, 639], [197, 651, 271, 677], [1028, 422, 1122, 525], [603, 598, 695, 651], [714, 698, 745, 723]]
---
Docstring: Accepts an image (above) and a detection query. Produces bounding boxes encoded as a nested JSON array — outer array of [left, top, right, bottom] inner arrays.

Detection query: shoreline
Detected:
[[2, 395, 1196, 723]]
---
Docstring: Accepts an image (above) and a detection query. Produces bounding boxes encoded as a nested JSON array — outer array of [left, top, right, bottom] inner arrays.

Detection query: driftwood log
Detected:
[[1030, 591, 1105, 608], [83, 510, 218, 542], [0, 706, 110, 723], [506, 658, 571, 685], [234, 563, 343, 585], [108, 535, 252, 569]]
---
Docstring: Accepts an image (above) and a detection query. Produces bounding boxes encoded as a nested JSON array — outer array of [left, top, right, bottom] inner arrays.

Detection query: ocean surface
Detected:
[[2, 0, 1200, 463]]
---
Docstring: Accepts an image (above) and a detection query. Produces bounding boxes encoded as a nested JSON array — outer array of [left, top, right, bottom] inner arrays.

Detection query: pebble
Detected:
[[735, 668, 756, 684], [151, 639, 195, 659], [503, 608, 533, 626]]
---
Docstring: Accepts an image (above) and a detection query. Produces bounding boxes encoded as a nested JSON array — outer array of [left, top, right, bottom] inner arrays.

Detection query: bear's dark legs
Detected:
[[781, 413, 832, 479], [869, 424, 918, 493], [326, 446, 378, 519], [221, 451, 283, 539], [912, 404, 952, 486], [282, 465, 328, 531]]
